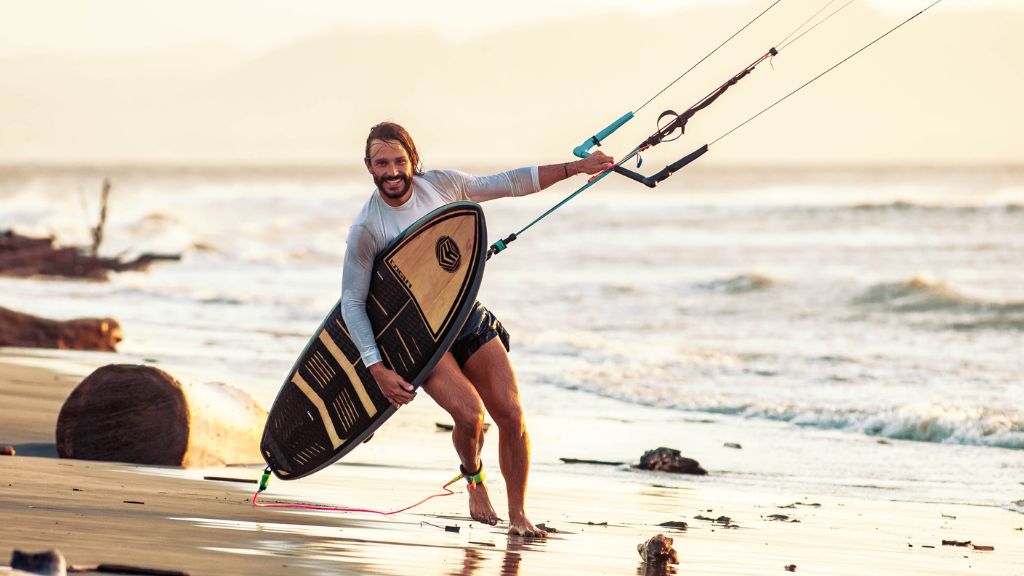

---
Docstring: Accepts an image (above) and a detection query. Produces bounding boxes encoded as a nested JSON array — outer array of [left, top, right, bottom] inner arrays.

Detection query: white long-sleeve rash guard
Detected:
[[341, 167, 540, 367]]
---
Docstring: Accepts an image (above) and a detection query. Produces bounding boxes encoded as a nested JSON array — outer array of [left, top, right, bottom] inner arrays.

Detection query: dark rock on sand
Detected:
[[0, 444, 15, 456], [56, 364, 266, 467], [780, 501, 821, 509], [637, 533, 679, 565], [0, 306, 122, 351], [694, 514, 736, 527], [10, 548, 67, 576], [765, 514, 800, 523], [637, 447, 708, 475]]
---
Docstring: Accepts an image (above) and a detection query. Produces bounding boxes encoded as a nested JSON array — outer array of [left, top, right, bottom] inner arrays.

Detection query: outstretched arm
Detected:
[[537, 150, 615, 190], [426, 150, 617, 204]]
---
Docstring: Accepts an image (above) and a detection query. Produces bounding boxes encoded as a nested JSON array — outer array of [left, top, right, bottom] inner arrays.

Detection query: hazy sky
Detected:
[[2, 0, 1022, 166], [3, 0, 1021, 54]]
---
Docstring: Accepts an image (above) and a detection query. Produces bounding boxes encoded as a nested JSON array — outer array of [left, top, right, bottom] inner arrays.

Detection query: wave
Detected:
[[548, 375, 1024, 451], [849, 201, 1024, 213], [696, 273, 774, 294], [948, 317, 1024, 332], [734, 403, 1024, 451], [852, 277, 1024, 314]]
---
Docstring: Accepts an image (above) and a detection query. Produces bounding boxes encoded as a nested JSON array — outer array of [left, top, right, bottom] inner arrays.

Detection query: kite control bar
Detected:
[[573, 48, 776, 188]]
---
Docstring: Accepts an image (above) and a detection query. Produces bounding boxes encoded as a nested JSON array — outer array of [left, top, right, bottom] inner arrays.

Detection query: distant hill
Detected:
[[1, 5, 1021, 166]]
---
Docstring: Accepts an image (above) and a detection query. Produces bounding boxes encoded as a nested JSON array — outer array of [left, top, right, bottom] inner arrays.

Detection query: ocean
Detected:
[[1, 164, 1021, 513]]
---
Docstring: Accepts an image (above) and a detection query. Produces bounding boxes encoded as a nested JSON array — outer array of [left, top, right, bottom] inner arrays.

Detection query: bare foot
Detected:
[[468, 484, 499, 525], [507, 515, 547, 538]]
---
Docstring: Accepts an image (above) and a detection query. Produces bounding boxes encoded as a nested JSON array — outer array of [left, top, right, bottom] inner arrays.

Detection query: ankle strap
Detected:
[[460, 462, 486, 489]]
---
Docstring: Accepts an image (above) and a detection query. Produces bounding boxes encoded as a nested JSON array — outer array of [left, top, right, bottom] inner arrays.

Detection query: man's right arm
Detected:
[[340, 224, 416, 407]]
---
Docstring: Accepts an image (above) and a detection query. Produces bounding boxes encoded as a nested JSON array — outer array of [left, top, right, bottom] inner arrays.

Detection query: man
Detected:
[[341, 122, 613, 537]]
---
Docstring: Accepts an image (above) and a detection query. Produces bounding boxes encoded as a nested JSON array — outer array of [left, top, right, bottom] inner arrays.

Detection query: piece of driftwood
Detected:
[[435, 421, 490, 433], [90, 178, 111, 258], [203, 475, 258, 484], [559, 457, 625, 466], [1, 230, 180, 281], [69, 565, 189, 576], [56, 365, 266, 467], [0, 306, 122, 351]]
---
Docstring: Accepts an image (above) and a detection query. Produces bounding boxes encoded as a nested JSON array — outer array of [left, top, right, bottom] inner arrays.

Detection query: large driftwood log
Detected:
[[0, 306, 122, 351], [1, 230, 180, 280], [56, 365, 266, 467]]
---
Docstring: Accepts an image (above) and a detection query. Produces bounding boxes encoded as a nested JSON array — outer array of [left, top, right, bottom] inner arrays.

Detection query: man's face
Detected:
[[365, 139, 413, 204]]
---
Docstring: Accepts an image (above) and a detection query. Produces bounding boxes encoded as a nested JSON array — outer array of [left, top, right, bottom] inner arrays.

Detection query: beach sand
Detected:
[[1, 351, 1022, 576]]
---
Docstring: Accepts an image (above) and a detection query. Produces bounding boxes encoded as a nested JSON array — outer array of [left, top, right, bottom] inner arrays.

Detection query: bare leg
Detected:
[[462, 338, 545, 537], [422, 352, 498, 525]]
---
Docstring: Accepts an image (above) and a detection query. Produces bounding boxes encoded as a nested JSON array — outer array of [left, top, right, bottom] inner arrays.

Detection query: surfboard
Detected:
[[260, 201, 487, 480]]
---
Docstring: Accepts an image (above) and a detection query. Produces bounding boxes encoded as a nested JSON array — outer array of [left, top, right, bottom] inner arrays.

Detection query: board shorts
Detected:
[[450, 302, 510, 367]]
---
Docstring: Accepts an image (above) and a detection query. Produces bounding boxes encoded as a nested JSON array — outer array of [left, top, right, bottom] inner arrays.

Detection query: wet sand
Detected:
[[1, 351, 1022, 575]]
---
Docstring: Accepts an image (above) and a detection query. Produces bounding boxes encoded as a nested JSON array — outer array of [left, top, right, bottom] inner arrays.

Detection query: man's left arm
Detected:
[[537, 150, 614, 190], [434, 151, 615, 203]]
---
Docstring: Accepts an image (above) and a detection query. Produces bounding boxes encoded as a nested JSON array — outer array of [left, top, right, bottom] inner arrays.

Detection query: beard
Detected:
[[374, 173, 412, 199]]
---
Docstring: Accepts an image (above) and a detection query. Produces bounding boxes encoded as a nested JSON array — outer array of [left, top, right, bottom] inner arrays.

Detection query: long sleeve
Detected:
[[340, 223, 384, 366], [425, 167, 540, 203]]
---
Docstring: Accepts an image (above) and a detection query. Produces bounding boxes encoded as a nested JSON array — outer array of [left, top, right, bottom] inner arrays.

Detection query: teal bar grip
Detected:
[[572, 112, 634, 158]]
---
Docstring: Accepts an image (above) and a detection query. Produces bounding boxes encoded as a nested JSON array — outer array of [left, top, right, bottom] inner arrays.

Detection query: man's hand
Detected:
[[577, 150, 615, 175], [368, 363, 416, 408]]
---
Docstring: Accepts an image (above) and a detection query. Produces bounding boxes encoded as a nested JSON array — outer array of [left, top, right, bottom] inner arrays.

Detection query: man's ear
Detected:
[[364, 158, 373, 173]]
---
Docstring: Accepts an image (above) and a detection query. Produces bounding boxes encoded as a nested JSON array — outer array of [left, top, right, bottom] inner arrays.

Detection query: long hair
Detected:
[[364, 122, 423, 175]]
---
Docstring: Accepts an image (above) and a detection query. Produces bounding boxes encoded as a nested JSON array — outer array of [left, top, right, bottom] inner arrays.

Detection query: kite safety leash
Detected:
[[252, 466, 466, 516]]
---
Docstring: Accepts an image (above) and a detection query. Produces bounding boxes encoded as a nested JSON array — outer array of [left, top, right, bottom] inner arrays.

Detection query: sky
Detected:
[[1, 0, 1022, 166], [3, 0, 1021, 53]]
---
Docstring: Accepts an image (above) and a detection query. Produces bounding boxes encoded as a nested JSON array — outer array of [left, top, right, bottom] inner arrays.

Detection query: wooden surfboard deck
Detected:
[[261, 201, 487, 480]]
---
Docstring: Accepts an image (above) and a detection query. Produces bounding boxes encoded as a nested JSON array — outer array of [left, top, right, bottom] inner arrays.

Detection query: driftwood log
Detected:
[[0, 306, 122, 351], [1, 230, 180, 281], [56, 365, 266, 467]]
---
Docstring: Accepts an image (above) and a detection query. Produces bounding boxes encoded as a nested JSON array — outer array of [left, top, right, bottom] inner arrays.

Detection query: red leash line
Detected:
[[252, 472, 464, 516]]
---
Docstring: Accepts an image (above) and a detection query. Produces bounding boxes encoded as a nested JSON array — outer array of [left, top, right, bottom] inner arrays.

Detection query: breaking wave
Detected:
[[552, 375, 1024, 451], [733, 403, 1024, 450], [852, 277, 1024, 314], [697, 273, 775, 294], [849, 201, 1024, 213]]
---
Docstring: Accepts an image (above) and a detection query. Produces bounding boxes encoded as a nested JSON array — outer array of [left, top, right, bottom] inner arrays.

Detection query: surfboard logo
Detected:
[[435, 236, 461, 272]]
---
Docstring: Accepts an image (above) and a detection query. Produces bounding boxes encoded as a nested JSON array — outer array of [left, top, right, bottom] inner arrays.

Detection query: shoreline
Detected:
[[2, 351, 1022, 575]]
